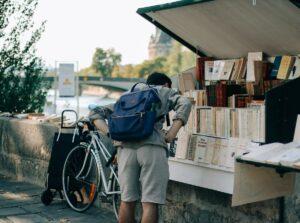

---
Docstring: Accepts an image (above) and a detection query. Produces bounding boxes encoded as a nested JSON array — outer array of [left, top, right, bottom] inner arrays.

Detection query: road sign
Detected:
[[58, 63, 75, 97]]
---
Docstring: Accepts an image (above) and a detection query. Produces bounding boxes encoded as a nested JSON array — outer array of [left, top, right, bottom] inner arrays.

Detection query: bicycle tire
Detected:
[[62, 143, 100, 212], [112, 172, 121, 220]]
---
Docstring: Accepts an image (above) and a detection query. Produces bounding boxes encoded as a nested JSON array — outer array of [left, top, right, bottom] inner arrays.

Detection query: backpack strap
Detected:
[[155, 113, 170, 126], [130, 82, 152, 92]]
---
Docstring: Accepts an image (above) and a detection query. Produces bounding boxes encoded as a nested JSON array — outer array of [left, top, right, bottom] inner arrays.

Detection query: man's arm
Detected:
[[165, 89, 192, 143], [88, 103, 114, 135]]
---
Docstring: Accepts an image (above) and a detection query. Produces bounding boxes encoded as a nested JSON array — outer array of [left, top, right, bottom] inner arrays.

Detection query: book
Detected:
[[220, 60, 235, 80], [277, 56, 296, 79], [230, 59, 240, 81], [205, 61, 214, 81], [175, 129, 190, 159], [196, 57, 214, 88], [228, 94, 252, 108], [193, 135, 209, 163], [236, 58, 247, 80], [246, 52, 263, 82], [211, 60, 225, 81], [262, 61, 273, 80], [253, 61, 264, 84], [178, 68, 196, 93], [270, 56, 282, 79], [289, 55, 300, 80]]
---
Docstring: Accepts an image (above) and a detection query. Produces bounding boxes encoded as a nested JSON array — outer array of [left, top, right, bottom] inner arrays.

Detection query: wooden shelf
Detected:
[[168, 157, 234, 194]]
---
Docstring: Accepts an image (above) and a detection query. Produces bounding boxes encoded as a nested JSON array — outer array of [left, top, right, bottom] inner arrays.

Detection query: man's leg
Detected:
[[141, 202, 158, 223], [118, 147, 141, 223], [138, 145, 169, 223], [119, 201, 136, 223]]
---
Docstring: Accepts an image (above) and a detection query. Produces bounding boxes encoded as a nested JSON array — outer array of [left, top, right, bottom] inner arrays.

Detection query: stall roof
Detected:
[[137, 0, 300, 59]]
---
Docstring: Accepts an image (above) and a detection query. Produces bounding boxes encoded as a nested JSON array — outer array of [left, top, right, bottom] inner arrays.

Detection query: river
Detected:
[[45, 89, 116, 118]]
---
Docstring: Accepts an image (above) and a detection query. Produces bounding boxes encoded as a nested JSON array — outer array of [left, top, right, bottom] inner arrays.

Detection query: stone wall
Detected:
[[1, 117, 300, 223], [0, 117, 57, 186]]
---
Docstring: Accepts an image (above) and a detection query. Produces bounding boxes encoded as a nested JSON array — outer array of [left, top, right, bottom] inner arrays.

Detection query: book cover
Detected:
[[220, 60, 235, 80], [196, 57, 214, 88], [230, 59, 241, 81], [246, 52, 263, 82], [178, 70, 196, 93], [289, 55, 300, 79], [237, 58, 247, 80], [211, 60, 225, 81], [205, 60, 214, 81], [270, 56, 282, 79], [193, 135, 209, 164], [175, 129, 190, 159], [277, 56, 296, 79], [253, 61, 264, 85]]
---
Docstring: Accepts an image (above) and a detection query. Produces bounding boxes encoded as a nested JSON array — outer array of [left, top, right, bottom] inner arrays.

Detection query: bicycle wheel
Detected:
[[112, 171, 121, 220], [62, 143, 100, 212]]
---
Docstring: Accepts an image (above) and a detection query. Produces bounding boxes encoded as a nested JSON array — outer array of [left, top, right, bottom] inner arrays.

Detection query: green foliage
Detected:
[[165, 40, 196, 76], [166, 41, 182, 75], [112, 64, 134, 78], [133, 57, 167, 78], [0, 0, 48, 113], [91, 48, 122, 78], [82, 38, 196, 79], [77, 66, 100, 77]]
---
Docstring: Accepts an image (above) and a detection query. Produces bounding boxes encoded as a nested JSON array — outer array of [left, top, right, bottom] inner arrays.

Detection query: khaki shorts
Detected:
[[118, 145, 169, 204]]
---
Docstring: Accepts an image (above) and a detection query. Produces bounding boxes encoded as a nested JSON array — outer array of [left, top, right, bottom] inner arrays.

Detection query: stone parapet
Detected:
[[0, 117, 57, 186], [1, 117, 300, 222]]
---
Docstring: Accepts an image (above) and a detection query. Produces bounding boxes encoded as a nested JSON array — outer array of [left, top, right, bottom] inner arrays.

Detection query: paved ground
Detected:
[[0, 174, 116, 223]]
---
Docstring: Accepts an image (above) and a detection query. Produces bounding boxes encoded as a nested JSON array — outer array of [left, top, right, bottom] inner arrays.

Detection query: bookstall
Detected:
[[137, 0, 300, 207]]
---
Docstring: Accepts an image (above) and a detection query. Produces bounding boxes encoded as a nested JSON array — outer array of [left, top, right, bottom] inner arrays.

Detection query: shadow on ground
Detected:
[[0, 174, 116, 223]]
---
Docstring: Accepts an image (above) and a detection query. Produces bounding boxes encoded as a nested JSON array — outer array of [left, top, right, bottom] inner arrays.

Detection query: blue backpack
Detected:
[[108, 83, 161, 141]]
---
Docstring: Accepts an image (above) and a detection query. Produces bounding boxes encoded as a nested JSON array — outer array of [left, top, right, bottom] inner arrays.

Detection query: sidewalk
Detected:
[[0, 174, 116, 223]]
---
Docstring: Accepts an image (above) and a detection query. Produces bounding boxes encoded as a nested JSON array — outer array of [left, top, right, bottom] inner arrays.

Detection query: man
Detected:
[[89, 72, 191, 223]]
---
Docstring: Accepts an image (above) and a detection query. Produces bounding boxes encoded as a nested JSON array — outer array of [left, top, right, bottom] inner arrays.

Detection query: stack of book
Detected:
[[228, 94, 253, 108], [183, 90, 207, 106], [206, 83, 242, 107], [240, 142, 300, 169], [196, 107, 216, 136], [203, 53, 300, 83], [205, 59, 246, 81], [194, 105, 265, 142], [231, 105, 265, 142], [176, 135, 258, 169]]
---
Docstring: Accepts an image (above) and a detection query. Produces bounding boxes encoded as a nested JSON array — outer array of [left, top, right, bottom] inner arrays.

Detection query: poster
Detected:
[[58, 63, 75, 97]]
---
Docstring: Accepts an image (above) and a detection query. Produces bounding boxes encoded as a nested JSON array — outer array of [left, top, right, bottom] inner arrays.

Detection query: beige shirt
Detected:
[[89, 85, 192, 149]]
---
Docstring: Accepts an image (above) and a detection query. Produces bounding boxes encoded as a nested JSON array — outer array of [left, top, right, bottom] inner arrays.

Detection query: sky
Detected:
[[34, 0, 173, 69]]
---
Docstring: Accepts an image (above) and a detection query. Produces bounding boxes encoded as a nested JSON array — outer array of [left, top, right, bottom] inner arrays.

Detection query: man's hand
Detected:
[[93, 119, 109, 135], [165, 119, 183, 143]]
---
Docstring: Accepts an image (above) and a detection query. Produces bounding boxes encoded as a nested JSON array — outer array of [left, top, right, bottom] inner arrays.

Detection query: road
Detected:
[[0, 174, 115, 223]]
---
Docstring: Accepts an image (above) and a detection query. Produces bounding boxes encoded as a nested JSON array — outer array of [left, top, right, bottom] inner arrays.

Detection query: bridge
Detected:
[[44, 77, 144, 91]]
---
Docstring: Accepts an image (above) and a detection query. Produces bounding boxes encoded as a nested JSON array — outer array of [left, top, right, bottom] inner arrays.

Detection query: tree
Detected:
[[134, 57, 167, 78], [0, 0, 48, 113], [91, 48, 122, 78], [164, 40, 196, 76], [165, 41, 183, 75]]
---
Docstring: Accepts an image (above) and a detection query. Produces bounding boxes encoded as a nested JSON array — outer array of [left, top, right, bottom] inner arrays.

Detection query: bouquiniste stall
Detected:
[[137, 0, 300, 208]]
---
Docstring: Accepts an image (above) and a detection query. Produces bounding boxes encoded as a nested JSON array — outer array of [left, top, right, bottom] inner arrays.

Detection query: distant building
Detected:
[[148, 27, 172, 60]]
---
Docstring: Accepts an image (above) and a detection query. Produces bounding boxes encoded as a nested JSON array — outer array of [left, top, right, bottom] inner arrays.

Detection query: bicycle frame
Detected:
[[88, 131, 120, 195]]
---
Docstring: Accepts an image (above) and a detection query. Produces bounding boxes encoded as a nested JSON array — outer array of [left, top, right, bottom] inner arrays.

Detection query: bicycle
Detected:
[[62, 119, 121, 219]]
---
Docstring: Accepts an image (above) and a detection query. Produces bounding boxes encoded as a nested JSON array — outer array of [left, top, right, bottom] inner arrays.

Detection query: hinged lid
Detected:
[[137, 0, 300, 59]]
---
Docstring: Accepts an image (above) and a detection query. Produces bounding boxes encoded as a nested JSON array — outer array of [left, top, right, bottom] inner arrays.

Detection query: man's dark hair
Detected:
[[146, 72, 172, 87]]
